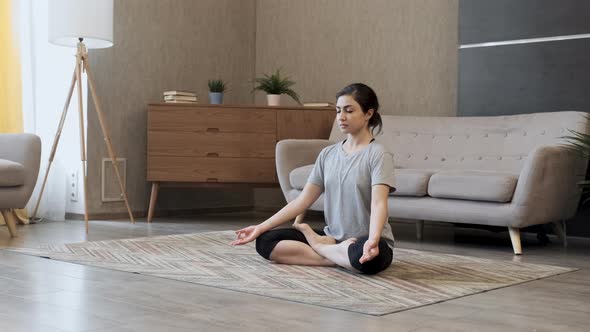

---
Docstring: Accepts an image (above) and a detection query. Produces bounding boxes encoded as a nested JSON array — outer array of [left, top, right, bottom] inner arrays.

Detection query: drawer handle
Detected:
[[206, 178, 219, 182], [206, 128, 220, 132], [206, 152, 219, 157]]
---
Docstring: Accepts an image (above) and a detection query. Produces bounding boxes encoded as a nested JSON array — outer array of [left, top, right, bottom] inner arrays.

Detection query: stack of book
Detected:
[[163, 91, 198, 103]]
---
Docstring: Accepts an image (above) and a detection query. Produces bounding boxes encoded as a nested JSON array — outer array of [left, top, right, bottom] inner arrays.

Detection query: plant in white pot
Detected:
[[252, 69, 300, 106], [208, 79, 227, 104]]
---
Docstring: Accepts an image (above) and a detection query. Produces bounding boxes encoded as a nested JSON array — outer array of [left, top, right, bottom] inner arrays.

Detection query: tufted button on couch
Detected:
[[276, 111, 590, 254]]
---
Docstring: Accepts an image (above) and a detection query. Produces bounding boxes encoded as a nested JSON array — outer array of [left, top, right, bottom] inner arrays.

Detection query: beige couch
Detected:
[[276, 111, 590, 254]]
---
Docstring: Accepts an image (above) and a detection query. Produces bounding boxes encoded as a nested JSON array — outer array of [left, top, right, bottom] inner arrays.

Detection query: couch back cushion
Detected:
[[329, 111, 589, 173], [289, 165, 434, 197], [428, 170, 518, 203]]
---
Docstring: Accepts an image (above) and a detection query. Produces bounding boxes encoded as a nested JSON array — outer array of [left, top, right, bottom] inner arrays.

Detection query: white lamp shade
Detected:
[[49, 0, 114, 49]]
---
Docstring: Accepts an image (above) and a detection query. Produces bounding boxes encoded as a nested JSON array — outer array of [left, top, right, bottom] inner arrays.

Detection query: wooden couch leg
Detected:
[[1, 209, 18, 237], [416, 220, 424, 241], [508, 227, 522, 255]]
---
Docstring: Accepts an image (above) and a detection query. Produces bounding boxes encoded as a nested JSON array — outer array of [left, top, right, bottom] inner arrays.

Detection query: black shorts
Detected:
[[255, 228, 393, 275]]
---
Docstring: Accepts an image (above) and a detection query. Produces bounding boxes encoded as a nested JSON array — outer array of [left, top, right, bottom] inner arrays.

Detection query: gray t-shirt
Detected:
[[308, 140, 396, 249]]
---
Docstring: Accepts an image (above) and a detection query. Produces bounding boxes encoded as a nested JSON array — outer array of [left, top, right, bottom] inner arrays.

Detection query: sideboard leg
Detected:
[[147, 182, 160, 223]]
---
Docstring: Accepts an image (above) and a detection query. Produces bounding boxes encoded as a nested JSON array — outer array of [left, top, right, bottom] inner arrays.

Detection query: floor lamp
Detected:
[[32, 0, 135, 233]]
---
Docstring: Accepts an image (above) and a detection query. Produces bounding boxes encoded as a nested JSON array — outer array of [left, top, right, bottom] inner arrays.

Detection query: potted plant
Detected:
[[562, 113, 590, 206], [208, 79, 227, 104], [252, 69, 301, 106]]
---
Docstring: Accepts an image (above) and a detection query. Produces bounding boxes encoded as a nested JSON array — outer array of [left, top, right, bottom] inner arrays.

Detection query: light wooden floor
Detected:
[[0, 212, 589, 332]]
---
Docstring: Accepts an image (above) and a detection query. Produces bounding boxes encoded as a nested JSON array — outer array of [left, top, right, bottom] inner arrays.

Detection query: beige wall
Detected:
[[254, 0, 459, 209], [255, 0, 458, 116], [86, 0, 257, 216], [83, 0, 458, 216]]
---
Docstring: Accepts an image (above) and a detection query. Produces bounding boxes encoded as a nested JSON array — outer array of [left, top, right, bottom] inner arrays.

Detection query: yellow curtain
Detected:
[[1, 0, 28, 226], [0, 0, 23, 133]]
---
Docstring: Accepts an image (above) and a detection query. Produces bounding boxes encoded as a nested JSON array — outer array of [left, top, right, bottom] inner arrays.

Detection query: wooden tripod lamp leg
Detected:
[[75, 52, 90, 234], [83, 60, 135, 224], [31, 68, 78, 220]]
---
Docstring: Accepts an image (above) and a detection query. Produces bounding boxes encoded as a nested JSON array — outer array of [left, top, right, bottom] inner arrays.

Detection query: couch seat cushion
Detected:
[[289, 165, 434, 197], [428, 170, 518, 203], [0, 158, 25, 187], [391, 169, 436, 197]]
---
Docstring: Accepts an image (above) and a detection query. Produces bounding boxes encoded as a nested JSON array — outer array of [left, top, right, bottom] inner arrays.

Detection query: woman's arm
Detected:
[[232, 182, 322, 245], [359, 184, 390, 263]]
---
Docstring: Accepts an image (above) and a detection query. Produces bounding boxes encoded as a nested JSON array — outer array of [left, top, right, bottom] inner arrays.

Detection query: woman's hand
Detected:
[[231, 225, 262, 246], [359, 238, 379, 263]]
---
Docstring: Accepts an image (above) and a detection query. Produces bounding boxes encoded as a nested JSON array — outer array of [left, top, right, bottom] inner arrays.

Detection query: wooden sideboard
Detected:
[[146, 103, 335, 222]]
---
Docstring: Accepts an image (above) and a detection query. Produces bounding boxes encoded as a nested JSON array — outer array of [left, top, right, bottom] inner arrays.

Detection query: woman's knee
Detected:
[[256, 228, 308, 260], [255, 231, 277, 260], [347, 237, 393, 275]]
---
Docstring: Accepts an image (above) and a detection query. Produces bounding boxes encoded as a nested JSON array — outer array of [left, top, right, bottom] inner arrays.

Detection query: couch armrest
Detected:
[[511, 144, 588, 227], [0, 134, 42, 209], [0, 133, 42, 191], [276, 139, 332, 202]]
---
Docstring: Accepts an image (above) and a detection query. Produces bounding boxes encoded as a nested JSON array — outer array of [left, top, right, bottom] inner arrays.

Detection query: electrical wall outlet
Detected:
[[69, 171, 79, 202]]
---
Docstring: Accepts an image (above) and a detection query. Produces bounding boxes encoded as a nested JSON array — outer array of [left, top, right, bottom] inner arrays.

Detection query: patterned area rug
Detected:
[[7, 231, 575, 315]]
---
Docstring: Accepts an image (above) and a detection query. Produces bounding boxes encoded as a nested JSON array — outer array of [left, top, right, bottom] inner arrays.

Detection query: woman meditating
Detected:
[[231, 83, 395, 275]]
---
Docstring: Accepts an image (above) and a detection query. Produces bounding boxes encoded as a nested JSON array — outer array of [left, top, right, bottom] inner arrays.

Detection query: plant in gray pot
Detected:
[[208, 79, 227, 104], [252, 69, 300, 106]]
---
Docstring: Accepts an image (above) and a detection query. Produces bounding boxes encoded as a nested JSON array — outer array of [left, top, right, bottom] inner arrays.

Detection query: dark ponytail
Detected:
[[369, 112, 383, 136], [336, 83, 383, 136]]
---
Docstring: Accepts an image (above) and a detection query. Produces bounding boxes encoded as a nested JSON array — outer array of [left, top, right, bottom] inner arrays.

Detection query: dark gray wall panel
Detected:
[[460, 0, 590, 44], [458, 39, 590, 117], [459, 0, 590, 236]]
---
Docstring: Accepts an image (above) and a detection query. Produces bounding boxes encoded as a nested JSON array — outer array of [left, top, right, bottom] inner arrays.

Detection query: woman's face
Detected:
[[335, 95, 374, 135]]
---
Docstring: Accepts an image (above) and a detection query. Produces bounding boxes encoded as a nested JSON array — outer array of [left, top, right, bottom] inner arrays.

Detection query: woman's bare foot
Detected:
[[293, 223, 336, 250], [293, 223, 357, 270]]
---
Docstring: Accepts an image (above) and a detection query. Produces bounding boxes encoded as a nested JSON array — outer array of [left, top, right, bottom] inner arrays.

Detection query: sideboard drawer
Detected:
[[148, 156, 277, 183], [149, 107, 276, 133], [148, 131, 276, 158]]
